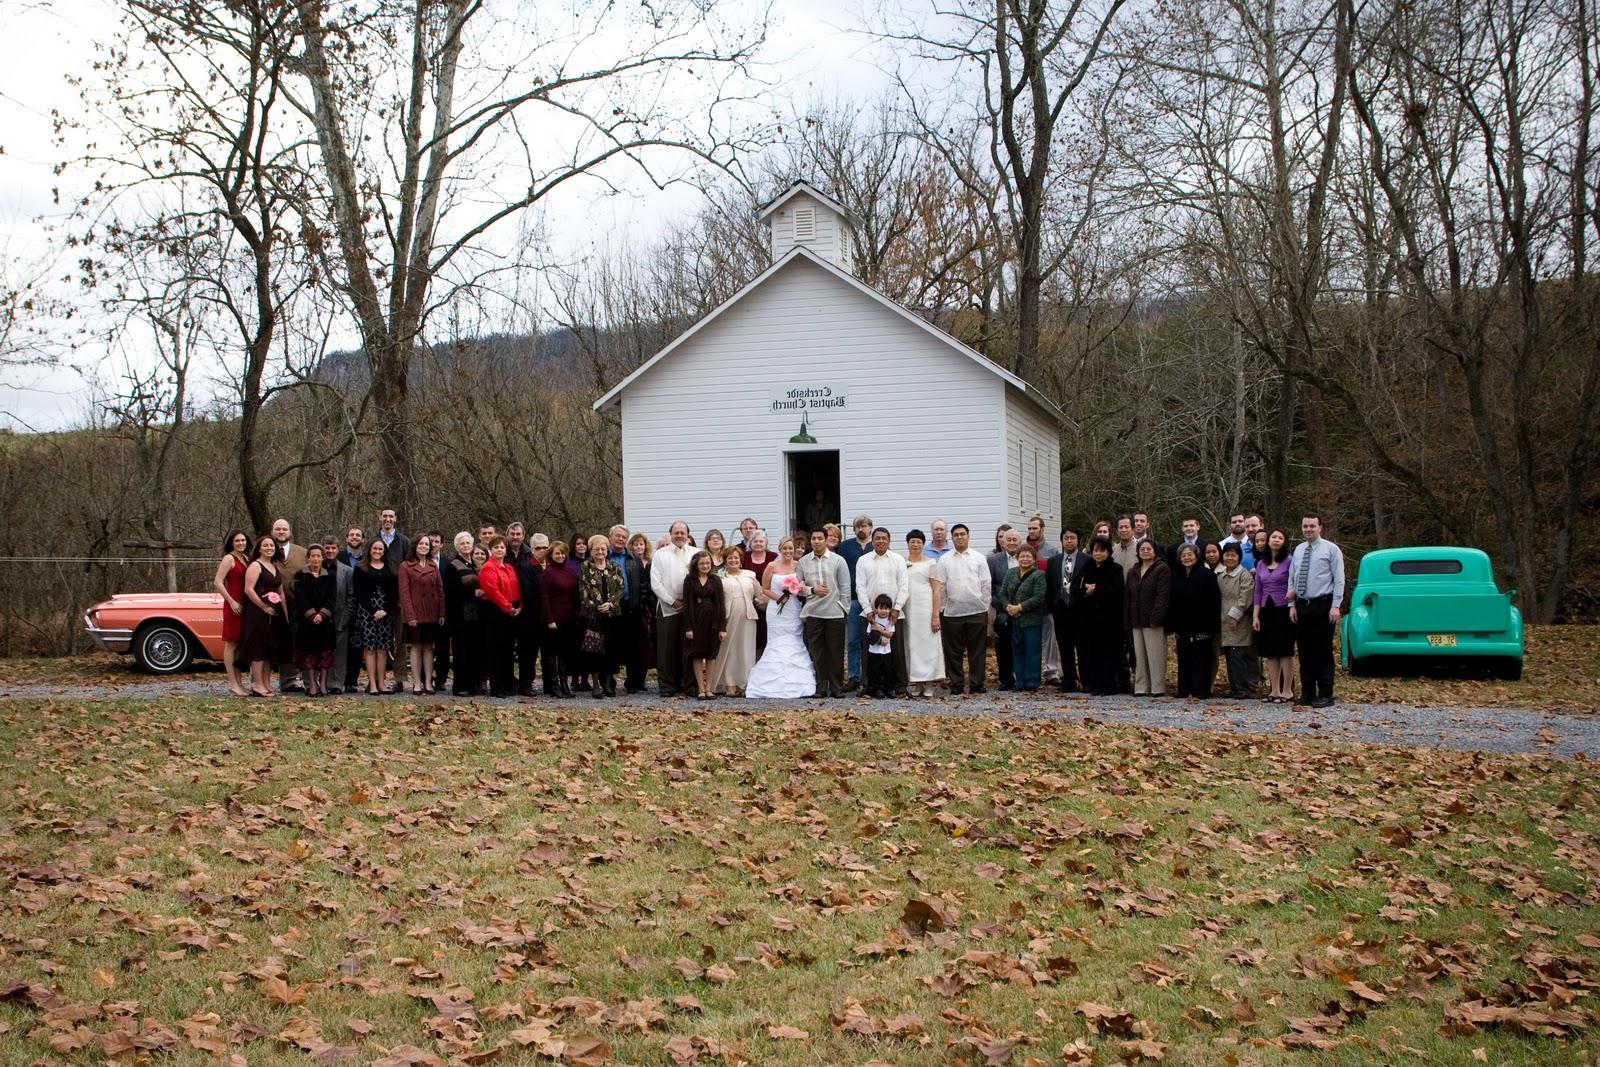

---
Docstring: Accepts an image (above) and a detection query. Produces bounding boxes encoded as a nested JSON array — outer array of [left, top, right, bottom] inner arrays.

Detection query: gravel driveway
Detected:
[[2, 678, 1593, 759]]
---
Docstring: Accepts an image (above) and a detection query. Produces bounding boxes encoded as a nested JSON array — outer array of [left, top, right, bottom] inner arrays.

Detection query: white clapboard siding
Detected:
[[1005, 389, 1062, 534], [618, 254, 1006, 547]]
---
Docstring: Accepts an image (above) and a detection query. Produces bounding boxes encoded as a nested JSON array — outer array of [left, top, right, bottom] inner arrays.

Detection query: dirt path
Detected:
[[2, 678, 1593, 759]]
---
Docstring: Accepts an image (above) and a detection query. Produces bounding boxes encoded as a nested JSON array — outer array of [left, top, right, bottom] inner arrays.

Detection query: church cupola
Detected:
[[758, 180, 856, 272]]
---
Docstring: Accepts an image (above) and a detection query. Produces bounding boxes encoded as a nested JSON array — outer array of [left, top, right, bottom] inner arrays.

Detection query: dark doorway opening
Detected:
[[787, 450, 840, 536]]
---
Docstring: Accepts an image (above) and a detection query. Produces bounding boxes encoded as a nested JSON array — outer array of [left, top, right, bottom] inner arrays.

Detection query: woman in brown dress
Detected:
[[239, 534, 287, 697], [682, 550, 726, 699]]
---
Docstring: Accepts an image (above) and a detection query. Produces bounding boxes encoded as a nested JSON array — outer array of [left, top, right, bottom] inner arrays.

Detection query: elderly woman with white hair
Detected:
[[444, 531, 481, 696], [743, 529, 774, 654], [578, 533, 626, 698]]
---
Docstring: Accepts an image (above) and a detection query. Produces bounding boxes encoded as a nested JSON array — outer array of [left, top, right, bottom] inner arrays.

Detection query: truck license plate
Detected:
[[1426, 634, 1457, 647]]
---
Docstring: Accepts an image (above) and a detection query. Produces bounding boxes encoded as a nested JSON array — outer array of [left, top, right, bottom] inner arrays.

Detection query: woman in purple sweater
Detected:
[[1252, 528, 1296, 702], [540, 541, 581, 698]]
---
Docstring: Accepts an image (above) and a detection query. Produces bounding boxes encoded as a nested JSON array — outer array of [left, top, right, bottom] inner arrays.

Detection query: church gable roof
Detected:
[[756, 179, 855, 224], [591, 245, 1070, 427]]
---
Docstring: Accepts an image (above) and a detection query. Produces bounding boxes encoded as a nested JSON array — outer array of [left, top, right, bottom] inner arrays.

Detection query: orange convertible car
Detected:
[[84, 593, 226, 673]]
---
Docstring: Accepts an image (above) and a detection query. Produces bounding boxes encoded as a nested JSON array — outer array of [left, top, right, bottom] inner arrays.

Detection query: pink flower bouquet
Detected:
[[776, 574, 805, 613]]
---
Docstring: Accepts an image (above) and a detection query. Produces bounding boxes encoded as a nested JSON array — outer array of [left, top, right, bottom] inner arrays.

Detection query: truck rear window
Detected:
[[1389, 559, 1464, 575]]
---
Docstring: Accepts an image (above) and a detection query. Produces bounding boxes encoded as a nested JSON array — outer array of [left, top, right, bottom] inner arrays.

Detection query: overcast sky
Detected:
[[0, 0, 901, 430]]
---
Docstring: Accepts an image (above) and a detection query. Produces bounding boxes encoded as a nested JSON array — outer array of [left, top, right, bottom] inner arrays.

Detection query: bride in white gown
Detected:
[[746, 537, 816, 699]]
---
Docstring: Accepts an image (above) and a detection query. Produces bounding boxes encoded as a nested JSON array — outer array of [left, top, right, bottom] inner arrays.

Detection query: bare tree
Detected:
[[877, 0, 1126, 380], [63, 0, 336, 532], [1113, 0, 1352, 518], [292, 0, 766, 521], [1340, 0, 1600, 618]]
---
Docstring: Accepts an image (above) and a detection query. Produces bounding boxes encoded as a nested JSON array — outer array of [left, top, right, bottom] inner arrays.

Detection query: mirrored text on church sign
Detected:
[[768, 384, 849, 414]]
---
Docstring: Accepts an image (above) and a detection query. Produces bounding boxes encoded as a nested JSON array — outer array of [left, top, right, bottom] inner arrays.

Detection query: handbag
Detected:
[[581, 625, 606, 656]]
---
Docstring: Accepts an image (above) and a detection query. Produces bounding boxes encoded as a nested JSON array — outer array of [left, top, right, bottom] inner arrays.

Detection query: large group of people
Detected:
[[212, 507, 1345, 709]]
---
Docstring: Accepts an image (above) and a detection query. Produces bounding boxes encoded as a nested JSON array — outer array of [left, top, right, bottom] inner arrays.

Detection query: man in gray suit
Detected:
[[319, 534, 354, 693]]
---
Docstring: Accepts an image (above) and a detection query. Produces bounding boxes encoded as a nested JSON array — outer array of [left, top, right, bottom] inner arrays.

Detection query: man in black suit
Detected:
[[340, 525, 365, 570], [341, 524, 365, 690], [376, 508, 411, 567], [320, 534, 355, 694], [506, 522, 544, 696], [375, 507, 411, 692], [1044, 526, 1087, 691], [1165, 516, 1202, 569], [428, 529, 451, 688]]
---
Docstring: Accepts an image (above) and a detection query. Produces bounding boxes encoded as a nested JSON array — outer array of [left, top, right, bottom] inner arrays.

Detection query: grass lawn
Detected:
[[0, 698, 1596, 1066]]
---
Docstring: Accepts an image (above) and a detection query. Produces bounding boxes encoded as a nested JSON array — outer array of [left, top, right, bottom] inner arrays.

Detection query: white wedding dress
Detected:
[[745, 569, 816, 698], [904, 558, 946, 686]]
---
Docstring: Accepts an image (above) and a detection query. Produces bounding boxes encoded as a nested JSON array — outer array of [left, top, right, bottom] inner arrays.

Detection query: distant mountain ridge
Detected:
[[313, 327, 594, 389]]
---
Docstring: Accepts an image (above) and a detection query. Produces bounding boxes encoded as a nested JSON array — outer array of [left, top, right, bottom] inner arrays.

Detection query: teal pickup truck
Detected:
[[1340, 547, 1523, 679]]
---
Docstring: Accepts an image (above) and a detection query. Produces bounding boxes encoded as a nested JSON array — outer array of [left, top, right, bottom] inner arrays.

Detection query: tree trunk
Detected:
[[370, 339, 417, 522], [239, 386, 269, 533]]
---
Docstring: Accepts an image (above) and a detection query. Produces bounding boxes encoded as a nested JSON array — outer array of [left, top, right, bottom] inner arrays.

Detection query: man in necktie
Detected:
[[1286, 514, 1345, 708]]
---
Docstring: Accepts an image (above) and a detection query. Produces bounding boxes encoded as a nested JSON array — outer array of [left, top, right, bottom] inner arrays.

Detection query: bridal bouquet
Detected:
[[775, 574, 805, 613]]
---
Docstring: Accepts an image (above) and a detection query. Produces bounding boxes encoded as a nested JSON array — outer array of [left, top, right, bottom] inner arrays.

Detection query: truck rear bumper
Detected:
[[1349, 637, 1521, 660]]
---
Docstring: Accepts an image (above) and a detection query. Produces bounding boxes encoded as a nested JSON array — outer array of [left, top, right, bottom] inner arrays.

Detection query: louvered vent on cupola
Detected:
[[758, 181, 855, 272]]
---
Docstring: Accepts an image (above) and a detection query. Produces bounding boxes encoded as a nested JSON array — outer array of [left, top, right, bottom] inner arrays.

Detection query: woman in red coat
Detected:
[[476, 536, 522, 697], [399, 535, 447, 695]]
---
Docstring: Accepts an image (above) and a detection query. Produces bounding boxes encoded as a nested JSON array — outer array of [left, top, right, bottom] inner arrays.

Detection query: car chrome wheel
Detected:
[[135, 623, 193, 674]]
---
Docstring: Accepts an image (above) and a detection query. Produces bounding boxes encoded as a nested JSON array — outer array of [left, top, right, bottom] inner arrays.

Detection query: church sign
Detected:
[[769, 384, 848, 414]]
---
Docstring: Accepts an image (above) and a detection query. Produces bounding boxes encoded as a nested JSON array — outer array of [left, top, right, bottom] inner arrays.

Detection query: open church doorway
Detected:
[[786, 450, 840, 536]]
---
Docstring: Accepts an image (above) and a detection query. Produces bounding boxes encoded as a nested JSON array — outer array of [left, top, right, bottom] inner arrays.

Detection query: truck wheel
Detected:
[[133, 622, 195, 674], [1492, 657, 1523, 681], [1347, 654, 1375, 677]]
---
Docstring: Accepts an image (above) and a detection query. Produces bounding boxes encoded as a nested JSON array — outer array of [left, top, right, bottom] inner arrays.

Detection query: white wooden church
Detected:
[[593, 181, 1065, 544]]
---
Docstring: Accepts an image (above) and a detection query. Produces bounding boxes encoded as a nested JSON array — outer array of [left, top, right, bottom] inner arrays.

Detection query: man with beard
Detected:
[[271, 517, 308, 692]]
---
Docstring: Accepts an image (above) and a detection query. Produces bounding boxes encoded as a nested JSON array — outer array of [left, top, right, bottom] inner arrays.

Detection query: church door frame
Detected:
[[783, 447, 841, 538]]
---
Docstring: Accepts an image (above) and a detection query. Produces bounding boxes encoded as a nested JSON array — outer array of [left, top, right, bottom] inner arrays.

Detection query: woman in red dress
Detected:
[[213, 529, 250, 696]]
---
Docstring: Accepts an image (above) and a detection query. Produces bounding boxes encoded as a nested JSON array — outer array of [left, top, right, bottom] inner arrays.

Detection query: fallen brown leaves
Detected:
[[1338, 624, 1600, 713], [0, 696, 1595, 1065]]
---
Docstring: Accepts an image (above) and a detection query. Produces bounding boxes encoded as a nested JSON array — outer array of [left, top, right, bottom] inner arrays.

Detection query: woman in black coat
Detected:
[[445, 540, 483, 696], [292, 544, 339, 695], [1073, 537, 1126, 696], [1169, 543, 1222, 699]]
